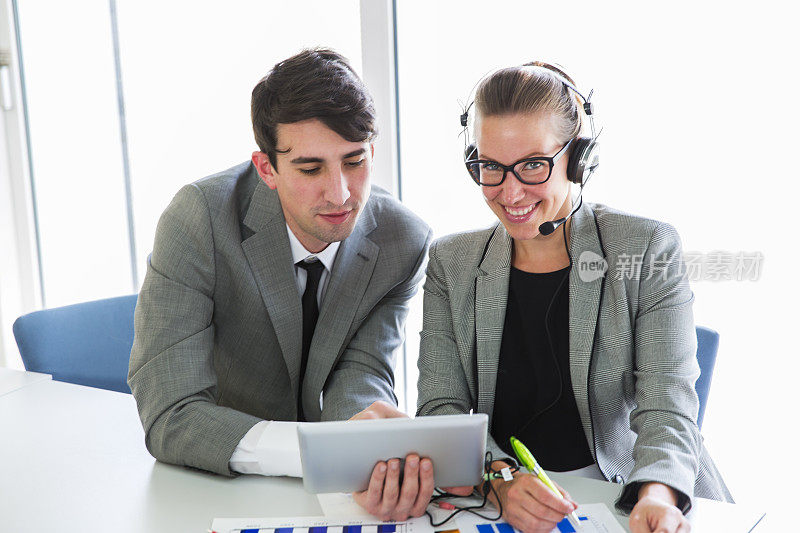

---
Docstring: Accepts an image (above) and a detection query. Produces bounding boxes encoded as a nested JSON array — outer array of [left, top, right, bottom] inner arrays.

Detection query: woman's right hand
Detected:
[[487, 463, 578, 532]]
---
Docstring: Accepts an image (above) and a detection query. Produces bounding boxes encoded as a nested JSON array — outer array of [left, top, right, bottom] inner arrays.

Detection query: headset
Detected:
[[460, 63, 601, 235]]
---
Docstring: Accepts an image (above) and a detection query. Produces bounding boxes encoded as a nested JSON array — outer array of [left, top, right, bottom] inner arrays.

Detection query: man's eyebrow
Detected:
[[289, 148, 366, 164], [342, 148, 366, 159], [289, 156, 324, 164]]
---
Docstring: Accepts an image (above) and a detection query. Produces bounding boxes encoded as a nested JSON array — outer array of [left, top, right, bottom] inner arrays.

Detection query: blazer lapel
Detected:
[[567, 201, 605, 454], [241, 180, 303, 398], [302, 208, 379, 419], [475, 225, 512, 418]]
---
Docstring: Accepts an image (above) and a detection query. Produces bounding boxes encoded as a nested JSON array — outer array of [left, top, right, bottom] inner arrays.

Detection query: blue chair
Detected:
[[12, 294, 138, 394], [695, 325, 719, 429]]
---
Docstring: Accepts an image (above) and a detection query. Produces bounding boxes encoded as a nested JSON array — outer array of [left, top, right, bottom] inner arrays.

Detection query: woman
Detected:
[[416, 63, 732, 533]]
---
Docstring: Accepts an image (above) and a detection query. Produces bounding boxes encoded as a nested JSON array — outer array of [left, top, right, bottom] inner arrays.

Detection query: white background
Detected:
[[396, 2, 798, 530], [10, 0, 363, 308]]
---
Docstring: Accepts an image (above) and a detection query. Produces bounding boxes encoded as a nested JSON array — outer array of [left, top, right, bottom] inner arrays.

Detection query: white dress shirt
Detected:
[[229, 225, 340, 476]]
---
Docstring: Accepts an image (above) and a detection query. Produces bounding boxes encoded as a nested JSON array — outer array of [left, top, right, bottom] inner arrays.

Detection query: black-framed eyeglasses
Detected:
[[465, 138, 573, 186]]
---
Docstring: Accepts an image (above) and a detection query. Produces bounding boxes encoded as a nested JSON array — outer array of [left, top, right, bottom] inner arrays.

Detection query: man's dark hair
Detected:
[[251, 48, 377, 169]]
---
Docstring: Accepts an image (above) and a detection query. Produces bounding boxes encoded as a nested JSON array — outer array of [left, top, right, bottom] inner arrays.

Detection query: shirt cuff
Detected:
[[229, 420, 303, 477], [615, 481, 692, 516]]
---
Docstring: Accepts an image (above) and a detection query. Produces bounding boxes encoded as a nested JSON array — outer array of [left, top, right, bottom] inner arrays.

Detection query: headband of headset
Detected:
[[460, 64, 594, 130]]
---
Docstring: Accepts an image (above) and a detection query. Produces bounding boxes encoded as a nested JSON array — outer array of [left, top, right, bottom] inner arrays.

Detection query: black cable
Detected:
[[424, 452, 514, 527]]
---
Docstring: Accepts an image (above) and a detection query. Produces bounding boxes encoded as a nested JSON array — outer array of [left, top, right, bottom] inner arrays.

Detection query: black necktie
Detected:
[[296, 258, 325, 421]]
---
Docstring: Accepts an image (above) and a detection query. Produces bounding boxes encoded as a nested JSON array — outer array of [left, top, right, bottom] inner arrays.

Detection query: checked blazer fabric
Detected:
[[128, 161, 431, 476], [417, 201, 732, 513]]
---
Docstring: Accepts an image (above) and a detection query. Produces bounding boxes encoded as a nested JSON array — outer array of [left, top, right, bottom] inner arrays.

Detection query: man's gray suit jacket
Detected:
[[417, 201, 732, 513], [128, 161, 432, 476]]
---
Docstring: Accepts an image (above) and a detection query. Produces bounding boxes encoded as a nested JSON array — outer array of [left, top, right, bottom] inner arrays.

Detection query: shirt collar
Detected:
[[286, 224, 340, 272]]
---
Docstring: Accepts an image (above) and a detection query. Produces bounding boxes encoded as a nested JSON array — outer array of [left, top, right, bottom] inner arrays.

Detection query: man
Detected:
[[128, 49, 432, 516]]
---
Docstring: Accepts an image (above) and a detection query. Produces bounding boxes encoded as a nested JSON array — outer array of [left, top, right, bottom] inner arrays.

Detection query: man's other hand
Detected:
[[350, 402, 433, 520], [350, 401, 407, 421]]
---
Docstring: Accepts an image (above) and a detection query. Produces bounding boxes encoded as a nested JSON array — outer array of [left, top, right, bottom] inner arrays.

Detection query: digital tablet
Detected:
[[297, 413, 488, 494]]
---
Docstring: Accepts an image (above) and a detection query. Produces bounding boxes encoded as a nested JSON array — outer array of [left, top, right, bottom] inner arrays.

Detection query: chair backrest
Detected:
[[695, 325, 720, 429], [12, 294, 138, 394]]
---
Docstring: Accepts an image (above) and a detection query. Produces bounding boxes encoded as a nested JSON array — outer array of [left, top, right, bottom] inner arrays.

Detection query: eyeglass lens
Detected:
[[468, 159, 551, 185]]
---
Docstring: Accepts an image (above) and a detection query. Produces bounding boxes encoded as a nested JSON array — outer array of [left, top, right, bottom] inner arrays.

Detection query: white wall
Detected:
[[8, 0, 365, 312], [15, 0, 134, 308], [0, 0, 40, 369], [113, 0, 364, 279]]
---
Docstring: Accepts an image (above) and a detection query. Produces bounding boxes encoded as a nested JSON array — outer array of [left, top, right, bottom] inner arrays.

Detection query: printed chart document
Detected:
[[211, 502, 624, 533], [448, 503, 625, 533], [210, 515, 433, 533]]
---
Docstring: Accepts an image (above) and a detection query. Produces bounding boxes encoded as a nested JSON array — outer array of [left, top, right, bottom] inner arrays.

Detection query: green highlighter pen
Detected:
[[510, 436, 582, 530]]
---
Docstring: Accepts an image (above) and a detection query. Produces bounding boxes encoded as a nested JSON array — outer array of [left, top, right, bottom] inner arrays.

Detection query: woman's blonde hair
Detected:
[[473, 61, 585, 143]]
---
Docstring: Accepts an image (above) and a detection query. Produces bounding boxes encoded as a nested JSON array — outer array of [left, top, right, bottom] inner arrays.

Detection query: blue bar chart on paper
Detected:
[[211, 517, 431, 533], [236, 526, 402, 533], [470, 518, 591, 533], [451, 503, 624, 533], [211, 503, 624, 533]]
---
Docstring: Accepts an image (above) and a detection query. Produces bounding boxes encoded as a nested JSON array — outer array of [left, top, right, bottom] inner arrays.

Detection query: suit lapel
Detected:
[[302, 208, 379, 419], [241, 179, 303, 398], [475, 226, 512, 418], [567, 202, 605, 453]]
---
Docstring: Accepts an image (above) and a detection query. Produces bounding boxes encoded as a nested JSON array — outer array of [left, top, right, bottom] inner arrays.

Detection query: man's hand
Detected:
[[629, 482, 691, 533], [485, 461, 577, 532], [349, 402, 473, 520], [350, 400, 407, 421], [350, 402, 434, 520], [353, 454, 435, 521]]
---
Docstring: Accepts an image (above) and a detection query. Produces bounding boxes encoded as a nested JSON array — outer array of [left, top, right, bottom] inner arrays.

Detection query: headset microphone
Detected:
[[538, 160, 598, 236], [539, 195, 583, 236]]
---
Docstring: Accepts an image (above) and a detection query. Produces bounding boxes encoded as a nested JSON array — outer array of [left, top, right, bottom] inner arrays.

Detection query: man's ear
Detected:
[[252, 151, 277, 189]]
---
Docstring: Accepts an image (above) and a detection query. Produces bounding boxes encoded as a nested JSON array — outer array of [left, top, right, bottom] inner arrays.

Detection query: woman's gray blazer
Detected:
[[417, 201, 732, 512]]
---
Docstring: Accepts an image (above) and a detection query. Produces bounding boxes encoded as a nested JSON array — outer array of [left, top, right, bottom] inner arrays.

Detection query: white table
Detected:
[[0, 366, 51, 396], [0, 379, 763, 532]]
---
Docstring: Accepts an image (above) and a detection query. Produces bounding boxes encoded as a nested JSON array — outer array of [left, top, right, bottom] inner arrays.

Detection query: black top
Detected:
[[491, 265, 595, 471]]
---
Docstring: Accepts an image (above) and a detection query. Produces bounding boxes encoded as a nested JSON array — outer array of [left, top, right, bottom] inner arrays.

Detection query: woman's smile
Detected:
[[502, 201, 541, 222]]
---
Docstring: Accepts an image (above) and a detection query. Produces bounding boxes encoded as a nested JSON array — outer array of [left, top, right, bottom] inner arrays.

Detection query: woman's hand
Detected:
[[629, 482, 691, 533], [486, 462, 577, 532]]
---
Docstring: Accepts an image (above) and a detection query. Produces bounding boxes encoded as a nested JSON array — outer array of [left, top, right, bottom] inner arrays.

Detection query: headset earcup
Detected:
[[566, 137, 598, 184]]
